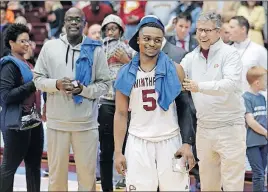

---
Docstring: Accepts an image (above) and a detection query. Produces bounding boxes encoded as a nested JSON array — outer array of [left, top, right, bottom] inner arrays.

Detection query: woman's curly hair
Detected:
[[4, 23, 30, 49]]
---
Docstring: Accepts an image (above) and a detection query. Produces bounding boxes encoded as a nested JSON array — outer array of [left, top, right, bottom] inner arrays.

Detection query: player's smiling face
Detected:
[[137, 27, 163, 57]]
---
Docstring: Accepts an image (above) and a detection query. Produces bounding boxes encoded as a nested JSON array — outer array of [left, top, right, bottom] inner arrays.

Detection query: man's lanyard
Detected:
[[240, 41, 251, 59]]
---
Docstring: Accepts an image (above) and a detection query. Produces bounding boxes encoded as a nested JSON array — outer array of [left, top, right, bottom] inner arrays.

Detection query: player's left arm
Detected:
[[175, 63, 195, 145], [174, 63, 196, 169]]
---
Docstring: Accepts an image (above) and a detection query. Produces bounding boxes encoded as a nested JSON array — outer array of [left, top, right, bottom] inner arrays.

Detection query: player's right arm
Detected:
[[114, 90, 129, 174]]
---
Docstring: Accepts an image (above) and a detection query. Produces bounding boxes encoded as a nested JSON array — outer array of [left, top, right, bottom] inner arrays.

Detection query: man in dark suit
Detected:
[[160, 37, 200, 190], [166, 12, 198, 52], [164, 22, 201, 189], [162, 37, 187, 63]]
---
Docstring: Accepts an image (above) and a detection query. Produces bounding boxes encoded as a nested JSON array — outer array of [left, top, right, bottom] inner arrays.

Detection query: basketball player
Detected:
[[114, 15, 195, 191]]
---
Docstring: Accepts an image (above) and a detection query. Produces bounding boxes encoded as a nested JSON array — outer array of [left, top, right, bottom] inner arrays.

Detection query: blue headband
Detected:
[[128, 16, 165, 52]]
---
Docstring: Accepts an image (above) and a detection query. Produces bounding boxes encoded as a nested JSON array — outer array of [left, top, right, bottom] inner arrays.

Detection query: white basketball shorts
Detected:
[[125, 134, 190, 191]]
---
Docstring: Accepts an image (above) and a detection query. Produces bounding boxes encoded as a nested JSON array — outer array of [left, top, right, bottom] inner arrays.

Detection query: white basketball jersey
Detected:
[[128, 67, 180, 142]]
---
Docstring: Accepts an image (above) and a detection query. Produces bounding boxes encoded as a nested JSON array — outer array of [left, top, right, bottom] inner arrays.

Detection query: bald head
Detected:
[[65, 7, 85, 21]]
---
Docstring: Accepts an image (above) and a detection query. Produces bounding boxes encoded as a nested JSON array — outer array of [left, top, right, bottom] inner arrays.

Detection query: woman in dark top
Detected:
[[0, 23, 44, 192]]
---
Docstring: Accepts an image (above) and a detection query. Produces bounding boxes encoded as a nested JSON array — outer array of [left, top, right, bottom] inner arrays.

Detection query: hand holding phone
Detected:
[[172, 156, 189, 173], [66, 80, 83, 95], [71, 80, 79, 88]]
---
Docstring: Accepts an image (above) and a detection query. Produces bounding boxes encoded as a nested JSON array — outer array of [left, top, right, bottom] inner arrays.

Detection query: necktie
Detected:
[[179, 40, 185, 50]]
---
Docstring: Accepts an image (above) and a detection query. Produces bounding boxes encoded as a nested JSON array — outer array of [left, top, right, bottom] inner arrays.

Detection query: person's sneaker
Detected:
[[43, 169, 49, 177], [96, 177, 101, 184], [115, 178, 126, 189]]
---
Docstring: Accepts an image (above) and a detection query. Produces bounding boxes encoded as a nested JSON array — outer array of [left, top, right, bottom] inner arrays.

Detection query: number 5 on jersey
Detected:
[[142, 89, 156, 111]]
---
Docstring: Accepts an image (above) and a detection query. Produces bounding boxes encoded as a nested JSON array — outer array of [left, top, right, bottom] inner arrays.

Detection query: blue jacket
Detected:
[[114, 51, 181, 111], [0, 55, 33, 83], [73, 37, 102, 104], [0, 56, 33, 131]]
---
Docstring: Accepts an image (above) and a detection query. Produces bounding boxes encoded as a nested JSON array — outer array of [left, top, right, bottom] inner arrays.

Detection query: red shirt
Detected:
[[119, 1, 146, 25], [201, 49, 209, 60], [82, 3, 114, 26]]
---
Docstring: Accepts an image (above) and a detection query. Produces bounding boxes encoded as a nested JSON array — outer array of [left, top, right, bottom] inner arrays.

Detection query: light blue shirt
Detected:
[[175, 34, 190, 52]]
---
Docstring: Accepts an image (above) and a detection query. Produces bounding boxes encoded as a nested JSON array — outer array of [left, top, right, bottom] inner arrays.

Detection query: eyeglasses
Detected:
[[105, 26, 119, 33], [65, 17, 84, 23], [16, 39, 32, 45], [196, 28, 219, 34]]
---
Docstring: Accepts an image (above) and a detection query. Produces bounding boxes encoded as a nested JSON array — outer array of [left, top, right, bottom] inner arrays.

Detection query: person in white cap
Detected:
[[98, 14, 132, 191]]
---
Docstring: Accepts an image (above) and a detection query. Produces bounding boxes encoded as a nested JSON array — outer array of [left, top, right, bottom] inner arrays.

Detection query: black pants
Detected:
[[0, 124, 44, 192], [190, 116, 200, 183], [191, 145, 200, 182], [188, 94, 200, 184], [98, 104, 127, 192]]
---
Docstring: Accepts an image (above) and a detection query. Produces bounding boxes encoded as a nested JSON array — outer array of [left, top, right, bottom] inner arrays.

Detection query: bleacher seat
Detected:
[[24, 11, 41, 23], [34, 41, 43, 56], [13, 9, 24, 18], [31, 23, 47, 42]]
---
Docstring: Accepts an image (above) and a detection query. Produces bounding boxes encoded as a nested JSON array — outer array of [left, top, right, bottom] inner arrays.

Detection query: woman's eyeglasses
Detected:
[[16, 39, 32, 45]]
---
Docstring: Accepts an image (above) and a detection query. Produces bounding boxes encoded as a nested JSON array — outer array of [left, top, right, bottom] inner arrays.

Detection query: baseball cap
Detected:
[[128, 15, 165, 52]]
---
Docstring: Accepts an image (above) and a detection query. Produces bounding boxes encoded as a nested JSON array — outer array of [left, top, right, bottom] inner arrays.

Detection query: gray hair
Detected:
[[198, 11, 222, 29]]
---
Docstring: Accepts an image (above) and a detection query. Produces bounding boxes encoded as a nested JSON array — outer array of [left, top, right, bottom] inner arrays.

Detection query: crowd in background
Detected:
[[1, 1, 267, 60], [0, 1, 267, 191]]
